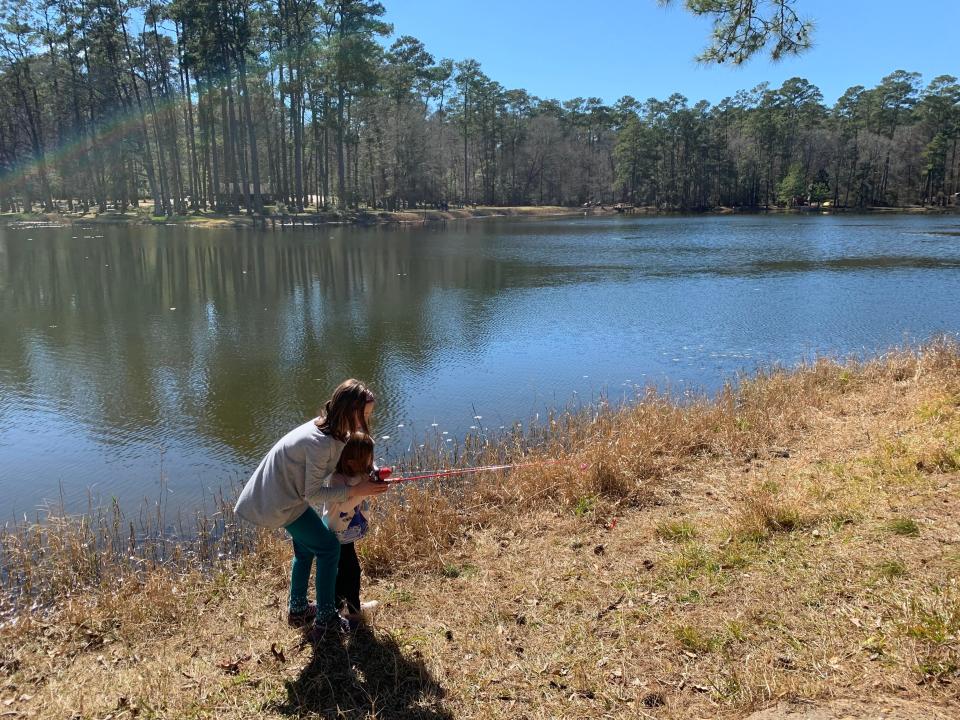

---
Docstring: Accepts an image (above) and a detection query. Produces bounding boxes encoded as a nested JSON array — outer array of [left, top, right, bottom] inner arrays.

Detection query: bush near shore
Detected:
[[2, 342, 960, 718]]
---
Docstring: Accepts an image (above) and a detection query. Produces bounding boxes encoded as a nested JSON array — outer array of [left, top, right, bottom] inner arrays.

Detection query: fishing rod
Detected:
[[374, 459, 559, 485]]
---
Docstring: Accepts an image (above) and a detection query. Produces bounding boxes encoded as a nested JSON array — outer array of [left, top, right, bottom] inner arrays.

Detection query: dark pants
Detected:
[[336, 542, 362, 614]]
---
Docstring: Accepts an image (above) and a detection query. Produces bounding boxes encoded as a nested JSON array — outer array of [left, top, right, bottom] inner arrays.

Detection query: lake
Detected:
[[1, 214, 959, 516]]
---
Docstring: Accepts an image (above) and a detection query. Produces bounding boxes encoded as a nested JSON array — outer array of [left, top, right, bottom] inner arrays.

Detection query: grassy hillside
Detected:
[[2, 344, 960, 718]]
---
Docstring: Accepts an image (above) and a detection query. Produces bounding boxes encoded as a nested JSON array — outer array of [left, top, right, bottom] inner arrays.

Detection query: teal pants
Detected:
[[285, 506, 341, 621]]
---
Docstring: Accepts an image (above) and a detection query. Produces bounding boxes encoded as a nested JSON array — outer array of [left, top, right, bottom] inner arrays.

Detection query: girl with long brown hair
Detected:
[[234, 379, 390, 639]]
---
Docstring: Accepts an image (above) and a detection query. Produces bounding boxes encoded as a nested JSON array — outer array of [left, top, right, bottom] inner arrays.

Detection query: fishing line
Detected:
[[379, 459, 562, 485]]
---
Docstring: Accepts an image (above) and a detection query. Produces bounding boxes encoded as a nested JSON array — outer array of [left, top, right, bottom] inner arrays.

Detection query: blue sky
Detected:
[[382, 0, 956, 106]]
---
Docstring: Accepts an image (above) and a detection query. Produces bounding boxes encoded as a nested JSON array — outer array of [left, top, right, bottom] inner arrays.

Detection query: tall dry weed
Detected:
[[361, 484, 477, 576], [731, 483, 813, 541]]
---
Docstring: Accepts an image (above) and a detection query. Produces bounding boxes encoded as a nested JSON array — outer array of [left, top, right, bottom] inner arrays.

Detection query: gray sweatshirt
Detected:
[[234, 419, 349, 529]]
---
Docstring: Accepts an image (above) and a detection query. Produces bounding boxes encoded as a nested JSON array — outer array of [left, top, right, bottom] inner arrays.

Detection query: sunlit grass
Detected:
[[4, 339, 960, 718]]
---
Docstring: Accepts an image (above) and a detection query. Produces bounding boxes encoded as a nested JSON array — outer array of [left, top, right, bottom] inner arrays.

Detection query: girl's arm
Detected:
[[304, 471, 350, 505], [304, 440, 349, 506]]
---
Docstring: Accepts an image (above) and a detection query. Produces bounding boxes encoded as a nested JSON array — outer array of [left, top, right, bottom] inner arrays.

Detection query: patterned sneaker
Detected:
[[304, 613, 351, 645], [287, 602, 317, 628]]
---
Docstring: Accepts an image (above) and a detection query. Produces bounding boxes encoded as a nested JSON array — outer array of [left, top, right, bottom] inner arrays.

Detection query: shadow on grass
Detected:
[[277, 625, 452, 719]]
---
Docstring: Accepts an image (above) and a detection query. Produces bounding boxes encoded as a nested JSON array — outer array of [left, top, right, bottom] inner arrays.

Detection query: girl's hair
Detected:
[[315, 379, 375, 441], [336, 431, 375, 475]]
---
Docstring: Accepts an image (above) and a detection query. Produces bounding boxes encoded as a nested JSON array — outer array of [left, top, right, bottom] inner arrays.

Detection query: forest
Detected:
[[0, 0, 958, 216]]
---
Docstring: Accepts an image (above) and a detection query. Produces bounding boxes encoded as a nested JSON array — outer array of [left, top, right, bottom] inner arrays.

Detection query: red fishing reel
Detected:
[[372, 466, 393, 483]]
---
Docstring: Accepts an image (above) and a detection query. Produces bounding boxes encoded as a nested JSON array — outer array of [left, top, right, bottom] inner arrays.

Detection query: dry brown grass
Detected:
[[3, 341, 960, 718]]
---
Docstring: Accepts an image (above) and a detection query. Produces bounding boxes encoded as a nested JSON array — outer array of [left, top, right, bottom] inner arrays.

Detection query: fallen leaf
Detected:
[[216, 654, 251, 675]]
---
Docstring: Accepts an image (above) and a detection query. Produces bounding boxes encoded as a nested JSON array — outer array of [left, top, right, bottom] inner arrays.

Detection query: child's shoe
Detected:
[[287, 602, 317, 628], [304, 613, 350, 645], [342, 601, 380, 631]]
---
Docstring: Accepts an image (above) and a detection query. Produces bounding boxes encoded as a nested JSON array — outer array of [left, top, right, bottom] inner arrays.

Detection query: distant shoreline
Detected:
[[1, 205, 583, 229], [2, 203, 957, 229]]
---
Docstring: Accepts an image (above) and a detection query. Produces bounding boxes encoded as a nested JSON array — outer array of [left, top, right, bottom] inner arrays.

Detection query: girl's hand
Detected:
[[347, 478, 391, 499]]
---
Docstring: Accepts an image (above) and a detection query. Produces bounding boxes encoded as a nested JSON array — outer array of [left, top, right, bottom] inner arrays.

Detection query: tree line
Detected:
[[1, 0, 957, 216]]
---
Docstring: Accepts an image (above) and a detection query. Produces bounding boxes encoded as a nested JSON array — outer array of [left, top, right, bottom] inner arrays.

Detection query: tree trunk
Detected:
[[177, 23, 200, 211], [277, 61, 290, 206], [117, 9, 163, 215], [292, 67, 305, 211], [336, 86, 347, 207], [237, 58, 263, 215]]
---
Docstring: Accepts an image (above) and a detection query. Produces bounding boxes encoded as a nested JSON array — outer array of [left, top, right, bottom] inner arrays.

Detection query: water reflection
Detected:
[[1, 215, 959, 513]]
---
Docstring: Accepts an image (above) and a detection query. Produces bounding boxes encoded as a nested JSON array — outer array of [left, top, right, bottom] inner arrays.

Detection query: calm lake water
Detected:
[[1, 214, 959, 516]]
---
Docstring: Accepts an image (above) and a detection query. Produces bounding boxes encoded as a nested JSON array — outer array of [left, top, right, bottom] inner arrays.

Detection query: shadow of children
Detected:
[[278, 625, 453, 719]]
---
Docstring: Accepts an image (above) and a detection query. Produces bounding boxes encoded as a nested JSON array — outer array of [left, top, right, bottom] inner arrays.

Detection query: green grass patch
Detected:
[[863, 438, 932, 484], [386, 588, 415, 604], [673, 621, 745, 655], [669, 543, 721, 579], [724, 620, 748, 643], [717, 543, 753, 569], [666, 539, 756, 582], [902, 599, 958, 645], [441, 564, 462, 578], [673, 625, 723, 654], [875, 559, 907, 581], [573, 495, 596, 517], [676, 589, 703, 604], [899, 590, 960, 681], [862, 633, 888, 655], [916, 394, 960, 422], [440, 563, 477, 579], [886, 517, 921, 537], [656, 520, 697, 541], [826, 509, 861, 529]]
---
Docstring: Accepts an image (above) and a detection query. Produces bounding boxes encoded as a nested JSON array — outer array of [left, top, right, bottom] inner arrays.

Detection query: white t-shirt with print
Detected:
[[321, 471, 370, 544]]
